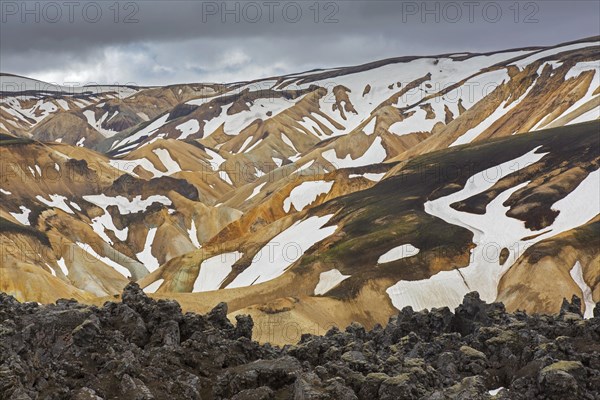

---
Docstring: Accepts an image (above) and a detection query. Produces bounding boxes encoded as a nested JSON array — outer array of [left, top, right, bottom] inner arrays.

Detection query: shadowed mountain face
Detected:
[[1, 37, 599, 346]]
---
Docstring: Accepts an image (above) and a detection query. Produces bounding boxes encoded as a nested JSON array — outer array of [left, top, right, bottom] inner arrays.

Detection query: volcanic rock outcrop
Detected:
[[1, 284, 599, 399]]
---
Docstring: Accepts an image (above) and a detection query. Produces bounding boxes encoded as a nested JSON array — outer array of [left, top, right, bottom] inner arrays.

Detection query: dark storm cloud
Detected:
[[1, 1, 599, 85]]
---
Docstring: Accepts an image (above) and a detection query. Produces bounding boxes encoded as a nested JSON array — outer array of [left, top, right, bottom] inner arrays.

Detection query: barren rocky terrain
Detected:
[[1, 283, 599, 399]]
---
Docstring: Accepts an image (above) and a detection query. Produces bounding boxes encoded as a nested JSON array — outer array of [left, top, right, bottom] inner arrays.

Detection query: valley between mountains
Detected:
[[1, 36, 599, 345]]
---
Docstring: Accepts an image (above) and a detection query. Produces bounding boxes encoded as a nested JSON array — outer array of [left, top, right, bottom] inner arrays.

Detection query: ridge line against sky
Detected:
[[1, 0, 599, 85]]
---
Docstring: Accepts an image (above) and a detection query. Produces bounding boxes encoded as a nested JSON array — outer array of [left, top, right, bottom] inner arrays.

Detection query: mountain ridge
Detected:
[[1, 36, 598, 346]]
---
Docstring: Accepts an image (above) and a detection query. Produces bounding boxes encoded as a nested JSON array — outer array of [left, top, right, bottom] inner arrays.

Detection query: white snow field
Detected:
[[246, 182, 267, 201], [76, 242, 132, 278], [227, 215, 337, 288], [9, 206, 31, 225], [152, 148, 182, 175], [175, 119, 200, 139], [143, 279, 165, 294], [283, 180, 334, 212], [281, 132, 299, 152], [314, 269, 351, 295], [205, 148, 226, 170], [289, 50, 536, 137], [511, 42, 597, 70], [83, 110, 119, 137], [202, 96, 306, 137], [193, 252, 243, 292], [450, 76, 536, 146], [349, 172, 386, 182], [322, 137, 387, 168], [110, 154, 180, 179], [570, 261, 595, 319], [187, 219, 201, 248], [56, 258, 69, 277], [111, 113, 170, 153], [386, 147, 600, 311], [83, 194, 171, 214], [378, 244, 420, 264], [82, 194, 170, 245], [35, 194, 74, 214], [136, 228, 159, 272]]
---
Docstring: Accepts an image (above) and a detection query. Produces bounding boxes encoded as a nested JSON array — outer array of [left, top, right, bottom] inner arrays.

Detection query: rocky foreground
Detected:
[[1, 284, 599, 400]]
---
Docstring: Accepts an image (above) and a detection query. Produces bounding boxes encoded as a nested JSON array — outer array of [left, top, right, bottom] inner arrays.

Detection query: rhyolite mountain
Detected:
[[0, 36, 599, 345]]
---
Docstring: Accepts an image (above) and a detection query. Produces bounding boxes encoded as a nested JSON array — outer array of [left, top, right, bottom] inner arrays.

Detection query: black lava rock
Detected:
[[0, 286, 598, 399]]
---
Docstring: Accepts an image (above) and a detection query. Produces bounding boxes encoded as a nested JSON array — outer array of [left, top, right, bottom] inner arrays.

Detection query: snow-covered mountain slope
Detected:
[[1, 37, 599, 344], [0, 73, 223, 146], [105, 37, 599, 156], [0, 73, 140, 139], [127, 121, 598, 343]]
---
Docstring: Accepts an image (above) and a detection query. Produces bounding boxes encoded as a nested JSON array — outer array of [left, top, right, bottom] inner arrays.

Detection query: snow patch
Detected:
[[203, 96, 304, 137], [10, 206, 31, 225], [247, 182, 267, 201], [144, 279, 164, 293], [511, 42, 596, 70], [238, 136, 254, 153], [386, 147, 547, 310], [153, 148, 182, 175], [281, 132, 298, 152], [83, 109, 118, 137], [570, 261, 595, 319], [112, 113, 170, 152], [188, 219, 201, 248], [56, 99, 69, 110], [362, 118, 376, 135], [205, 148, 226, 171], [314, 269, 351, 295], [136, 228, 159, 272], [566, 107, 600, 125], [378, 244, 420, 263], [56, 258, 69, 276], [349, 172, 386, 182], [488, 387, 504, 396], [322, 137, 387, 168], [83, 194, 171, 214], [36, 194, 74, 214], [193, 252, 242, 292], [227, 215, 337, 288], [219, 170, 233, 184], [76, 242, 131, 278], [176, 119, 200, 139], [294, 160, 315, 174], [565, 61, 600, 80], [450, 78, 534, 147], [283, 180, 334, 212]]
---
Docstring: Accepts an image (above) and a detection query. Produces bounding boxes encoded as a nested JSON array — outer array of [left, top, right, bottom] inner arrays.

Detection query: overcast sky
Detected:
[[1, 1, 599, 85]]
